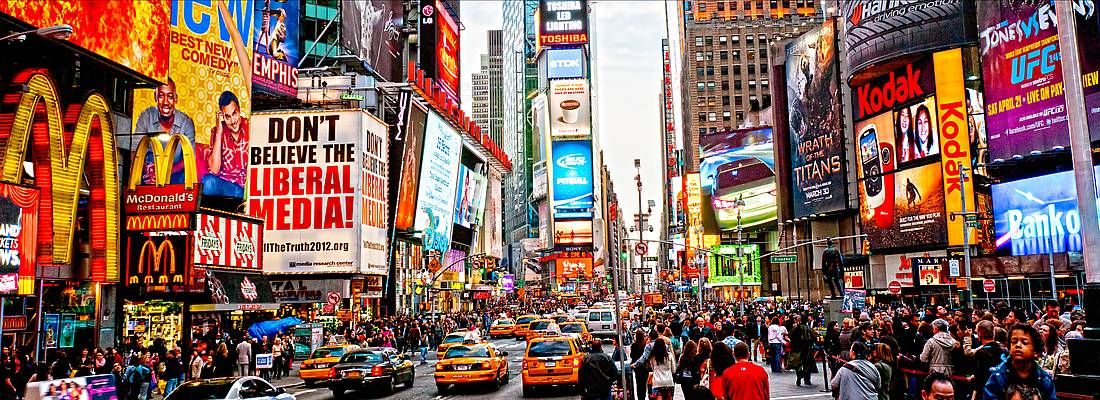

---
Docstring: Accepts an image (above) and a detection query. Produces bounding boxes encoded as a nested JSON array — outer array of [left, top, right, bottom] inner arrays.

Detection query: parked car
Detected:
[[434, 342, 510, 393], [330, 348, 415, 398], [166, 377, 294, 400]]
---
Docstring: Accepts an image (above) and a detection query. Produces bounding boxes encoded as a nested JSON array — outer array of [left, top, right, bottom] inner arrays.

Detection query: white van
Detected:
[[586, 308, 616, 338]]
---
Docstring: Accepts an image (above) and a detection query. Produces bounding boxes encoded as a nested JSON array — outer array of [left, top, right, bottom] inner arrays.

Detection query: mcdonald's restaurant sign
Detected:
[[124, 232, 201, 293], [125, 134, 201, 215], [125, 214, 193, 232], [0, 68, 119, 284]]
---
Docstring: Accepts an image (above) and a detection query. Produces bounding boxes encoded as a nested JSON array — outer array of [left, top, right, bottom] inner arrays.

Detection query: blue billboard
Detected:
[[992, 166, 1100, 256], [551, 140, 594, 219], [253, 0, 301, 97], [548, 48, 584, 79]]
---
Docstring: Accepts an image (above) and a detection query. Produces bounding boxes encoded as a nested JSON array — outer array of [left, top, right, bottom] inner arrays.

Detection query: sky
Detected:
[[460, 0, 673, 245]]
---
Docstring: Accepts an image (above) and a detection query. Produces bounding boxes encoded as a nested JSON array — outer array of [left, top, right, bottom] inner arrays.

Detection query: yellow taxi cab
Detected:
[[559, 321, 593, 342], [436, 331, 473, 360], [434, 342, 510, 393], [299, 344, 360, 387], [513, 315, 539, 340], [489, 318, 516, 338], [524, 319, 555, 341], [521, 333, 587, 396], [551, 314, 572, 324]]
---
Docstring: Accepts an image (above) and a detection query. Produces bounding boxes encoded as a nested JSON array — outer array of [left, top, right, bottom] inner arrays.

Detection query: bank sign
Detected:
[[992, 166, 1100, 256], [551, 140, 593, 219]]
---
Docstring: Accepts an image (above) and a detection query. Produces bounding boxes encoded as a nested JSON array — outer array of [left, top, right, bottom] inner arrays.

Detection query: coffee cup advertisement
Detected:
[[549, 79, 591, 138]]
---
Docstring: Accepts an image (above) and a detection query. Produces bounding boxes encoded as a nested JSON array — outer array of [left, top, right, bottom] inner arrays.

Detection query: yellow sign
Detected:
[[933, 49, 976, 246], [135, 238, 179, 285], [128, 134, 199, 190], [1, 69, 119, 284]]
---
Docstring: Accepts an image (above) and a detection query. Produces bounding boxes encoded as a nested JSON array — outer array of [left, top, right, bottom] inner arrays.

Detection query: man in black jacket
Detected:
[[579, 340, 620, 400], [970, 320, 1007, 396]]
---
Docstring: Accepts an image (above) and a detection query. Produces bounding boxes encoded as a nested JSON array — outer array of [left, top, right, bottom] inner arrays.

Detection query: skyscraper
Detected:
[[679, 0, 820, 170], [502, 1, 540, 274]]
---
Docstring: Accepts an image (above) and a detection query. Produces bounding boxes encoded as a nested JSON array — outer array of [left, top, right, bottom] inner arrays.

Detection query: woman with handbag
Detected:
[[674, 340, 701, 399], [648, 338, 676, 400]]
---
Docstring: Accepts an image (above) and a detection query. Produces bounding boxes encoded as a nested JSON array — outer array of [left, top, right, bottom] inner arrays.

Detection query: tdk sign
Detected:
[[548, 48, 584, 79]]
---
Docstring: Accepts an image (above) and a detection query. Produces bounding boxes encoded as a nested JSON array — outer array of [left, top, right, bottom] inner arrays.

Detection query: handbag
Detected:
[[673, 361, 695, 384], [696, 360, 711, 389]]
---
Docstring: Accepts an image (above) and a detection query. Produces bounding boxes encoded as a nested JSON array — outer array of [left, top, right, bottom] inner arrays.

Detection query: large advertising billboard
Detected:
[[414, 111, 462, 255], [553, 220, 592, 245], [785, 20, 846, 218], [0, 0, 170, 81], [842, 0, 972, 79], [550, 140, 594, 219], [699, 128, 776, 230], [342, 0, 405, 82], [934, 49, 979, 246], [193, 213, 263, 271], [858, 162, 947, 250], [453, 166, 488, 228], [132, 0, 254, 211], [253, 0, 299, 97], [538, 0, 590, 48], [556, 256, 592, 279], [395, 102, 428, 231], [707, 244, 761, 286], [978, 0, 1069, 160], [249, 110, 389, 273], [549, 79, 592, 138], [547, 47, 584, 79], [418, 0, 460, 100], [991, 166, 1100, 256]]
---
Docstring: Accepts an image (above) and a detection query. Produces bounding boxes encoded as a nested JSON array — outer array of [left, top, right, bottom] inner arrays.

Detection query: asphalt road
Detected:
[[283, 336, 580, 400]]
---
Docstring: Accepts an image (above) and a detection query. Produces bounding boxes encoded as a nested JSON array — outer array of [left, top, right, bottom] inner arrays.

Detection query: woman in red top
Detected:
[[707, 342, 735, 400]]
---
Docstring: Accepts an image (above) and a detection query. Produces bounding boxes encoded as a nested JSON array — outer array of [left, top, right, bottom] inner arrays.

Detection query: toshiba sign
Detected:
[[851, 57, 935, 121], [538, 0, 589, 48]]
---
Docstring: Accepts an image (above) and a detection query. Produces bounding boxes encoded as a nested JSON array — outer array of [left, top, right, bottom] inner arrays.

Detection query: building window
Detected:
[[719, 51, 728, 60], [719, 36, 727, 44], [706, 51, 713, 60], [696, 52, 704, 61], [696, 36, 704, 46], [722, 95, 730, 105], [705, 36, 713, 46], [733, 65, 742, 75], [748, 64, 756, 74], [696, 67, 704, 77], [760, 64, 768, 74], [749, 80, 756, 87], [733, 50, 741, 60], [699, 112, 707, 122], [707, 81, 716, 90], [706, 66, 715, 75], [709, 127, 718, 133], [708, 97, 717, 106], [736, 112, 744, 122], [699, 128, 707, 136], [732, 0, 738, 9], [723, 111, 732, 120], [720, 66, 729, 75], [699, 2, 707, 11], [697, 82, 705, 91], [747, 35, 754, 45], [763, 94, 771, 107], [732, 35, 740, 42], [734, 80, 743, 90], [717, 1, 725, 11], [697, 96, 705, 107], [708, 112, 717, 122]]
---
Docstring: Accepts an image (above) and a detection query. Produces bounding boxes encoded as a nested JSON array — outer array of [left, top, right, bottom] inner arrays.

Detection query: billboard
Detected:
[[0, 0, 170, 81], [556, 257, 592, 279], [193, 213, 262, 271], [125, 232, 199, 293], [1073, 0, 1100, 142], [991, 166, 1100, 256], [707, 244, 761, 286], [454, 166, 488, 228], [132, 0, 254, 211], [550, 140, 594, 219], [418, 0, 460, 100], [253, 0, 300, 97], [851, 57, 936, 122], [341, 0, 405, 82], [549, 79, 592, 138], [249, 110, 389, 273], [547, 47, 585, 79], [785, 20, 846, 218], [414, 111, 462, 255], [934, 49, 979, 246], [553, 220, 592, 245], [699, 128, 776, 230], [0, 184, 39, 295], [858, 162, 947, 250], [842, 0, 972, 78], [395, 102, 428, 231], [978, 0, 1069, 160], [538, 0, 590, 47], [485, 170, 505, 258]]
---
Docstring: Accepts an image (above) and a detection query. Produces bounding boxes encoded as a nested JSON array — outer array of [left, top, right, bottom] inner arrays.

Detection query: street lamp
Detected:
[[0, 24, 73, 43], [734, 195, 746, 314]]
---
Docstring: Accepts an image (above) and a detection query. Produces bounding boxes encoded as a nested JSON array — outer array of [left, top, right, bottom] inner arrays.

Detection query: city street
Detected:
[[264, 337, 834, 400]]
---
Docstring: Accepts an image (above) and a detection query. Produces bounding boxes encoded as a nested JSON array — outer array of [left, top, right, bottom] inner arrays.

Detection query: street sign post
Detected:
[[948, 259, 960, 277], [632, 268, 653, 274], [888, 281, 902, 295], [635, 242, 648, 256], [770, 254, 797, 264], [983, 279, 995, 293]]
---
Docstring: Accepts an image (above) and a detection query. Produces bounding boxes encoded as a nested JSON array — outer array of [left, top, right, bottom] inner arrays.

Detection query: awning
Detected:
[[190, 271, 278, 312]]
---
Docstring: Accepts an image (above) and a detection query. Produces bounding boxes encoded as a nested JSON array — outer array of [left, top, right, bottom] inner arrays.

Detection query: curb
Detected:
[[276, 381, 305, 389]]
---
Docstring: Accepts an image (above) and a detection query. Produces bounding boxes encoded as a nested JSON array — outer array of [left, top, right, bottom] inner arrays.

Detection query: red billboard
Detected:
[[193, 213, 263, 271], [0, 0, 170, 81], [417, 0, 460, 101]]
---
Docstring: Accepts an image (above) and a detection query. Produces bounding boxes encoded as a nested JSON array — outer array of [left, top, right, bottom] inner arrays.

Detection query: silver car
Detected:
[[166, 377, 295, 400]]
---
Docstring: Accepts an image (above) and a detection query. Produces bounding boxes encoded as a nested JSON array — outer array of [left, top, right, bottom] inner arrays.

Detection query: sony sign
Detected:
[[547, 48, 584, 79]]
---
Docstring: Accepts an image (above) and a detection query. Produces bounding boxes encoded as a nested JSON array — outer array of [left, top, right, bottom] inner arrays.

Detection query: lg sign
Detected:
[[539, 0, 589, 47], [548, 48, 584, 79]]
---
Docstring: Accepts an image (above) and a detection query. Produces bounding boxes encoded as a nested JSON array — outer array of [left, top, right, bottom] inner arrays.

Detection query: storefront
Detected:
[[270, 278, 351, 329]]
